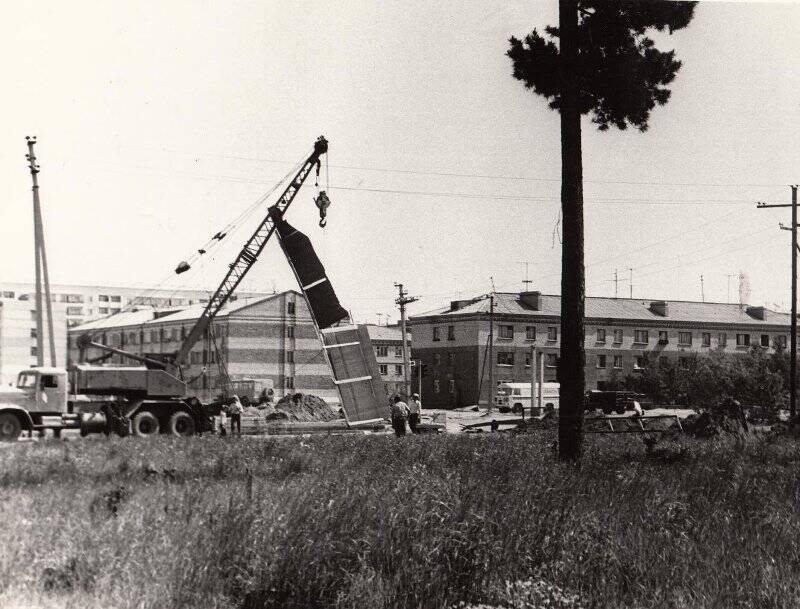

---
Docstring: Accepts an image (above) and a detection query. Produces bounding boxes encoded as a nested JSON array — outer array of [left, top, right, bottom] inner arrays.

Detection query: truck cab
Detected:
[[0, 367, 70, 441]]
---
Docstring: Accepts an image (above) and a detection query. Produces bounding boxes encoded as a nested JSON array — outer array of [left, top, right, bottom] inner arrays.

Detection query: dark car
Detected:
[[585, 390, 653, 415]]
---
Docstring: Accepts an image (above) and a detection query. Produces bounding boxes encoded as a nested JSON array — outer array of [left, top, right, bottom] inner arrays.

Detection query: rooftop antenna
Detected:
[[628, 267, 634, 299], [700, 274, 705, 302], [518, 261, 533, 291], [376, 313, 384, 326], [613, 268, 619, 298]]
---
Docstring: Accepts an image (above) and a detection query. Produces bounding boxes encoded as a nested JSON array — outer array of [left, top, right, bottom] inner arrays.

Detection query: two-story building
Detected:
[[408, 291, 792, 408], [68, 290, 338, 403]]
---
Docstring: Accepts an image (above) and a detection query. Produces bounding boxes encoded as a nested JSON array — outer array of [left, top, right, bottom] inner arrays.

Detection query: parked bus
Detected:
[[495, 382, 560, 416]]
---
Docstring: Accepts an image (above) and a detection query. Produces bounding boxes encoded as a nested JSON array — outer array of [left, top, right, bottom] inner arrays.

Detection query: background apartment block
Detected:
[[409, 291, 793, 409], [0, 283, 270, 385], [362, 323, 412, 398], [69, 290, 338, 403]]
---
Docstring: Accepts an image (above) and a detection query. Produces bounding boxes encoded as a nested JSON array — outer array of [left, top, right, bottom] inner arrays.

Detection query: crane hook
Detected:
[[314, 191, 331, 228]]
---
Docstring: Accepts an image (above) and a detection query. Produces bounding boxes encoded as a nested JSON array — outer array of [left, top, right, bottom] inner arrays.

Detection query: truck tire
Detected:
[[615, 404, 626, 415], [168, 411, 195, 437], [132, 411, 159, 437], [0, 413, 22, 442], [512, 403, 524, 415]]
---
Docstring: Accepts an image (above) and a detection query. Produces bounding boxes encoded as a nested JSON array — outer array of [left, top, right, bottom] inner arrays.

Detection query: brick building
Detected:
[[408, 291, 792, 409], [69, 290, 338, 403]]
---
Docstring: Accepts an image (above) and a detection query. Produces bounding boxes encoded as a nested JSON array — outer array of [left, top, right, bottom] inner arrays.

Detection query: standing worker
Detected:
[[408, 393, 422, 434], [389, 395, 410, 437], [229, 394, 243, 435]]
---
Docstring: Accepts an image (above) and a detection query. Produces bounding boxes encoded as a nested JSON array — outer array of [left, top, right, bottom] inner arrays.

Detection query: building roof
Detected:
[[362, 324, 410, 342], [411, 292, 791, 327], [71, 294, 281, 332]]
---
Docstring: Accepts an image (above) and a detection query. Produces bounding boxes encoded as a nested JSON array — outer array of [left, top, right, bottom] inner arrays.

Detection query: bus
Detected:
[[495, 382, 560, 416]]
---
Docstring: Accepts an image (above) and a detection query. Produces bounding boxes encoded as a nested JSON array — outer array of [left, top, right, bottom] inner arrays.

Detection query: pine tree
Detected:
[[507, 0, 696, 461]]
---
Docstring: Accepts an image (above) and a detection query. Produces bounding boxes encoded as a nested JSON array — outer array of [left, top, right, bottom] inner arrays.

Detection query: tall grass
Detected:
[[1, 432, 800, 608]]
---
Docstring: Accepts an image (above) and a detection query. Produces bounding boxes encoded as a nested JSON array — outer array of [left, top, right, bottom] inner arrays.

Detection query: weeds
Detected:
[[1, 433, 800, 608]]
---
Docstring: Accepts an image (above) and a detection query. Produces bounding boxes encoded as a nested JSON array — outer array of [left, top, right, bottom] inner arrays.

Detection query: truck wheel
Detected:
[[602, 408, 613, 415], [168, 411, 195, 437], [132, 411, 159, 437], [615, 405, 626, 415], [512, 403, 523, 415], [0, 413, 22, 442]]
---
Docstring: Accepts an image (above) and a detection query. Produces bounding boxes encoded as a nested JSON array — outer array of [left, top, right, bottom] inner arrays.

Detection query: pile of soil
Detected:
[[513, 412, 558, 433], [266, 393, 341, 422], [677, 409, 749, 438]]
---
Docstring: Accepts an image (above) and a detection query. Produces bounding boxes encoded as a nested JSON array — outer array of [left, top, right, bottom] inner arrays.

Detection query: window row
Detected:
[[495, 351, 558, 368], [378, 364, 404, 376], [432, 325, 457, 341], [375, 345, 404, 357], [432, 379, 456, 394]]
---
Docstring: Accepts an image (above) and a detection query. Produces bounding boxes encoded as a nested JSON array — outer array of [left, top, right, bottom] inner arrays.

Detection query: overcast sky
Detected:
[[1, 1, 799, 323]]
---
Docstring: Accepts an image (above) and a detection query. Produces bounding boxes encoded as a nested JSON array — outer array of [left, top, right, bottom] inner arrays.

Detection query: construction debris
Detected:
[[271, 393, 342, 422]]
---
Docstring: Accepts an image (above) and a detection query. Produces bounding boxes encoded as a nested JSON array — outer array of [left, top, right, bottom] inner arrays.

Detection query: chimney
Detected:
[[519, 291, 542, 310], [649, 300, 669, 317], [746, 305, 766, 321]]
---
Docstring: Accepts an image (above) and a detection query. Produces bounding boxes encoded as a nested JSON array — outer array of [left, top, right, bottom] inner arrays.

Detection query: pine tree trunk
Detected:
[[558, 0, 585, 461]]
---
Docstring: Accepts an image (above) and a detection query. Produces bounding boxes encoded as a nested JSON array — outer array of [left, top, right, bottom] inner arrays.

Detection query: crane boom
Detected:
[[173, 136, 329, 367]]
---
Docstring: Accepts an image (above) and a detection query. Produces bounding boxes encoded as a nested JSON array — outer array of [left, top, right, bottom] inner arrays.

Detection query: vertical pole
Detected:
[[394, 283, 417, 399], [791, 185, 797, 420], [531, 345, 537, 415], [538, 349, 545, 412], [487, 293, 495, 410], [614, 269, 618, 298], [700, 275, 705, 303], [629, 267, 634, 299], [26, 138, 44, 367], [417, 359, 422, 399]]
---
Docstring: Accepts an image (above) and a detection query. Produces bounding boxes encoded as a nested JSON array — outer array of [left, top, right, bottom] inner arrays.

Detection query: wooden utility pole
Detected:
[[26, 137, 56, 367], [394, 283, 417, 399], [757, 185, 798, 420], [700, 275, 705, 302]]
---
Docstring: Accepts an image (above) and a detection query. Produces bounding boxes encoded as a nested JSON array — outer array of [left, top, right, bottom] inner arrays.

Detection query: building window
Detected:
[[110, 295, 121, 303], [776, 335, 787, 349], [658, 331, 668, 344], [634, 356, 647, 369], [499, 325, 513, 339], [379, 364, 388, 375], [287, 351, 294, 363], [98, 295, 109, 302], [287, 326, 295, 338], [30, 328, 37, 338], [287, 301, 296, 315], [719, 333, 727, 347], [433, 327, 441, 341], [376, 346, 389, 357], [109, 308, 120, 314], [497, 352, 514, 366], [1, 291, 14, 298], [761, 334, 770, 348], [151, 330, 159, 343], [65, 306, 82, 316], [449, 379, 455, 394], [431, 379, 439, 393], [678, 332, 692, 346], [597, 354, 607, 368], [634, 330, 648, 344], [736, 333, 750, 347], [546, 353, 557, 367], [99, 307, 109, 315], [526, 326, 536, 341], [434, 353, 441, 366], [613, 355, 623, 369], [391, 345, 400, 357], [448, 352, 455, 365], [30, 346, 37, 356], [596, 328, 606, 343], [547, 327, 558, 341], [702, 332, 711, 347], [129, 332, 137, 345], [30, 310, 37, 321], [613, 329, 623, 343], [395, 364, 403, 376], [525, 352, 532, 367], [447, 325, 455, 341], [285, 377, 294, 389]]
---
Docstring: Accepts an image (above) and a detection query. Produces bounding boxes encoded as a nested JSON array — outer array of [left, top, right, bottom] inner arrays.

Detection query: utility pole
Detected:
[[26, 137, 56, 367], [757, 185, 798, 420], [613, 268, 619, 298], [394, 283, 417, 399], [700, 275, 705, 303], [487, 292, 495, 411]]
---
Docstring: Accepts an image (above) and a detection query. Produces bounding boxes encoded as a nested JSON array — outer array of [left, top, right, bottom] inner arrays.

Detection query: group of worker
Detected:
[[389, 393, 422, 437], [218, 394, 244, 436]]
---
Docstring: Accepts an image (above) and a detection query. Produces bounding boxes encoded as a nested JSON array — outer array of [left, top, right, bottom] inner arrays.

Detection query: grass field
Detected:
[[1, 430, 799, 609]]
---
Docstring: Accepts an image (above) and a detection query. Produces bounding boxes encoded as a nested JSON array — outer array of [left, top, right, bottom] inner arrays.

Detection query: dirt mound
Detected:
[[513, 413, 558, 433], [679, 410, 748, 438], [273, 393, 341, 422]]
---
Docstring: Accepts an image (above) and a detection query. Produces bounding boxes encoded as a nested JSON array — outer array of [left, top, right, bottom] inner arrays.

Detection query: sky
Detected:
[[1, 1, 799, 324]]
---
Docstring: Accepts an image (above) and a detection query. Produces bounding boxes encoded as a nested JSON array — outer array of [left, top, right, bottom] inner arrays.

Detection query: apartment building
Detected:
[[408, 291, 793, 408], [68, 290, 338, 403], [0, 299, 66, 384], [362, 323, 412, 398]]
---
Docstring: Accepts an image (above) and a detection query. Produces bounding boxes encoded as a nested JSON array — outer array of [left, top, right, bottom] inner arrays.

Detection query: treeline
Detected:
[[607, 347, 790, 410]]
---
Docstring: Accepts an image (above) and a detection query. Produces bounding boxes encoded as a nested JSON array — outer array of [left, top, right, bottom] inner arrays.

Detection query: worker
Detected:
[[408, 393, 422, 434], [229, 395, 244, 435], [632, 400, 644, 418], [218, 407, 228, 437], [389, 395, 410, 437]]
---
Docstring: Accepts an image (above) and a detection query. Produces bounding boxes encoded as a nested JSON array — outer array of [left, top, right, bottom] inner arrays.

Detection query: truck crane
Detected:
[[0, 137, 330, 441]]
